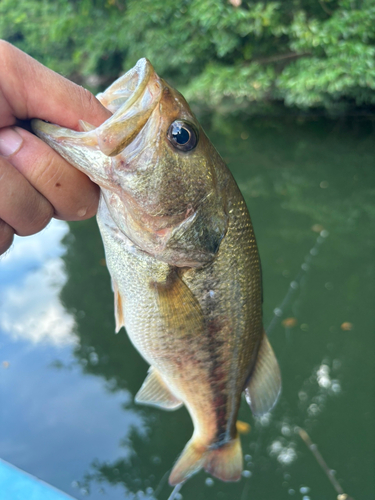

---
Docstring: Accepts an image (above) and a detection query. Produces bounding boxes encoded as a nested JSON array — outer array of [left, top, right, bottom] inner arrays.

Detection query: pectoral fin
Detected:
[[154, 271, 205, 338], [244, 332, 281, 416], [135, 367, 183, 411]]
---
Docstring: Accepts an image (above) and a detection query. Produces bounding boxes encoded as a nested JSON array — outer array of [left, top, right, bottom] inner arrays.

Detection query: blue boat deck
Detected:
[[0, 459, 76, 500]]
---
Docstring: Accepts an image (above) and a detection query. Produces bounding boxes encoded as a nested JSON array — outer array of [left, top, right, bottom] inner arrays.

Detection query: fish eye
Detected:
[[167, 120, 198, 152]]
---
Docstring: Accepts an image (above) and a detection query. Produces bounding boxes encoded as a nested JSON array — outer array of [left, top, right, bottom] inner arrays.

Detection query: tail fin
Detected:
[[169, 439, 206, 486], [169, 435, 243, 486], [204, 436, 242, 482]]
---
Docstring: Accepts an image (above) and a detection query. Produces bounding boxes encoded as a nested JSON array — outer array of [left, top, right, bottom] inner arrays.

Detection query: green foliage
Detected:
[[1, 0, 375, 113]]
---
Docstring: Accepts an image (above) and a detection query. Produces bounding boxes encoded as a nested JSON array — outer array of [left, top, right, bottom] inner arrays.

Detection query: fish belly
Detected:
[[97, 197, 220, 441]]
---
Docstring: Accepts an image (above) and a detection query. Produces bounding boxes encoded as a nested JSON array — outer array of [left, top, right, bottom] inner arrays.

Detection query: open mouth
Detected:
[[95, 58, 162, 156], [32, 58, 162, 157], [97, 58, 155, 113]]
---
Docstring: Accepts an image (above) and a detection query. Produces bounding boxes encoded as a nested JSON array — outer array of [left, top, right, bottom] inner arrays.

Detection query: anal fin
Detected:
[[244, 332, 281, 416], [135, 367, 183, 411]]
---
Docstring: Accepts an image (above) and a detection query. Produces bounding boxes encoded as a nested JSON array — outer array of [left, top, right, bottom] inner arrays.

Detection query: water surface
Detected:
[[1, 116, 374, 500]]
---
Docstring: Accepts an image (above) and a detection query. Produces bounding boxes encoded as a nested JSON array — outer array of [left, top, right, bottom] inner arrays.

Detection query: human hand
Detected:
[[0, 41, 112, 255]]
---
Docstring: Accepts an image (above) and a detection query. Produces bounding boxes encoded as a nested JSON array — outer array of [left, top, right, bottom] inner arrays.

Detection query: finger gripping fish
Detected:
[[32, 59, 281, 485]]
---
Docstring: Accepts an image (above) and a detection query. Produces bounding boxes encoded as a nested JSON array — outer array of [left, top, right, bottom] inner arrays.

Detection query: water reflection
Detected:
[[0, 221, 76, 346], [0, 220, 149, 500], [1, 117, 374, 500]]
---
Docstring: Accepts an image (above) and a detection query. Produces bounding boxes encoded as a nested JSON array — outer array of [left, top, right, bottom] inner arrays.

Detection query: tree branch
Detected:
[[254, 51, 311, 65]]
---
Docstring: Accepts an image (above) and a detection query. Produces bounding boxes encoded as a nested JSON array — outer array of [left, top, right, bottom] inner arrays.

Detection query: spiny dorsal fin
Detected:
[[135, 367, 183, 411], [244, 332, 281, 416]]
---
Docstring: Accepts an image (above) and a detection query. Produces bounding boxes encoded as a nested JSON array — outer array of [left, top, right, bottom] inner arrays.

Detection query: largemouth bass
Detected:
[[32, 59, 281, 485]]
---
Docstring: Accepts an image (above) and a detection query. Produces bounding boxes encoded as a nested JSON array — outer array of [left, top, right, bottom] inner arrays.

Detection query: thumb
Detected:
[[0, 126, 100, 221]]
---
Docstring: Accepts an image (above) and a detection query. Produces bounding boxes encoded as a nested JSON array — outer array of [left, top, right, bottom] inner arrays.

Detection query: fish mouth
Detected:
[[97, 58, 156, 114], [94, 58, 163, 156], [32, 58, 162, 158]]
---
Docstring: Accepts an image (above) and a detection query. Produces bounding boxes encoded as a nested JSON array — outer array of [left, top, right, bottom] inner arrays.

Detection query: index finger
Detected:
[[0, 40, 111, 129]]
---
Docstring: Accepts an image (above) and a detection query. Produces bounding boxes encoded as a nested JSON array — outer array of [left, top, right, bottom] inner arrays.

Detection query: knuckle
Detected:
[[18, 197, 54, 237], [0, 219, 14, 255], [27, 201, 54, 235], [79, 87, 96, 113]]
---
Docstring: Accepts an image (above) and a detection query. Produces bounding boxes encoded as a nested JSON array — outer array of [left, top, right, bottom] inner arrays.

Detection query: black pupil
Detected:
[[172, 125, 190, 145]]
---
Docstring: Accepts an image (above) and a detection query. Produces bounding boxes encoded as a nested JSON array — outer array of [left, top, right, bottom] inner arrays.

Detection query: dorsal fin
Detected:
[[135, 367, 183, 411], [244, 332, 281, 416]]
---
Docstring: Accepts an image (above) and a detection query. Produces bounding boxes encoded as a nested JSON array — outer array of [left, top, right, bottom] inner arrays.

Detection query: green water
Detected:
[[1, 116, 374, 500]]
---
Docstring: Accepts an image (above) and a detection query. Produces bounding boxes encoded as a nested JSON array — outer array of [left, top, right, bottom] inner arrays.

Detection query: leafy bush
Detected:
[[1, 0, 374, 113]]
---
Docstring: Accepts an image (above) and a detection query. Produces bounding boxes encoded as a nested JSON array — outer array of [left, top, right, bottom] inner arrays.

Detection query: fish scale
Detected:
[[32, 57, 281, 486]]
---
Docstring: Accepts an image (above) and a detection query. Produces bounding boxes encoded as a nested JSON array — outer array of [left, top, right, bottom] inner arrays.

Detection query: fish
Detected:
[[32, 58, 281, 485]]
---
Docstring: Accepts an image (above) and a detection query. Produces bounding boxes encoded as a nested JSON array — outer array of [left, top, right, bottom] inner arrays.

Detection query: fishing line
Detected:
[[240, 475, 251, 500], [154, 469, 171, 498], [297, 427, 354, 500], [266, 229, 329, 337], [166, 483, 183, 500]]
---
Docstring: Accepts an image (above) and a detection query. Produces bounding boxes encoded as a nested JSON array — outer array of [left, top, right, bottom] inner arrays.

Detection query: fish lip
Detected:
[[31, 58, 162, 158], [95, 58, 163, 156], [99, 58, 155, 116]]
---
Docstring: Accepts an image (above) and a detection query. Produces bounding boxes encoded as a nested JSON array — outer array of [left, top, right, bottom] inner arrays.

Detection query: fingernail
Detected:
[[0, 127, 23, 157]]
